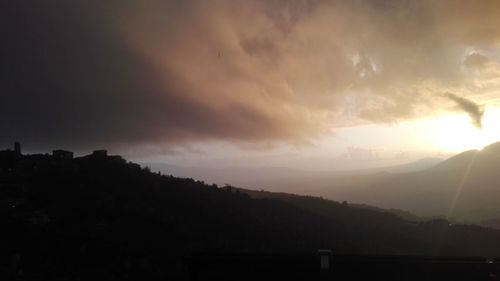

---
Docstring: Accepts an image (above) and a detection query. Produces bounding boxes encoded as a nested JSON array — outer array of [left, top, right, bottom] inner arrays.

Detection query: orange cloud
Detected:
[[3, 0, 500, 151]]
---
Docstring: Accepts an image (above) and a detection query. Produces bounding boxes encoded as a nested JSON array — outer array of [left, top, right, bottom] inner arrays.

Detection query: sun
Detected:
[[429, 108, 500, 153]]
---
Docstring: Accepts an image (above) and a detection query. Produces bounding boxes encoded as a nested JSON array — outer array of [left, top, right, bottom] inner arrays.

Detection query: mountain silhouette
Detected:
[[3, 147, 500, 280], [314, 141, 500, 224]]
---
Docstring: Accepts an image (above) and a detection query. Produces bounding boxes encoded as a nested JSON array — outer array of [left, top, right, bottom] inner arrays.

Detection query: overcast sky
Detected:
[[3, 0, 500, 169]]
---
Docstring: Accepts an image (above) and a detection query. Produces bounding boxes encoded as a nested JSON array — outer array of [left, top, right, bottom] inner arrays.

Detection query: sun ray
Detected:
[[433, 150, 478, 255], [446, 151, 478, 220]]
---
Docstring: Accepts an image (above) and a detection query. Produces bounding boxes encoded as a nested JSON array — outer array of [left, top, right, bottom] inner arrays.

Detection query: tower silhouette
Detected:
[[14, 141, 21, 154]]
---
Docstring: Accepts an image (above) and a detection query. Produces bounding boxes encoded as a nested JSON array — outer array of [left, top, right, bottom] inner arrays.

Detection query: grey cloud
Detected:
[[443, 93, 485, 128]]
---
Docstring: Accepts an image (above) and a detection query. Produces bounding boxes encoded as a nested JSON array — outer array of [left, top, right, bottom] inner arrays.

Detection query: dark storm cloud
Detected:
[[443, 93, 484, 128], [1, 1, 322, 151], [2, 0, 500, 151], [1, 2, 174, 149]]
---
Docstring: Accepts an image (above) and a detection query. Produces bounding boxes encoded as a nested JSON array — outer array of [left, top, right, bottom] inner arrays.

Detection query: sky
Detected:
[[3, 0, 500, 170]]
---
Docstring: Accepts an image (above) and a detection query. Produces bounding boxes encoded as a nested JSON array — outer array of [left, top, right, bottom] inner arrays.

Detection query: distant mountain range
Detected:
[[311, 141, 500, 226], [145, 157, 443, 194], [148, 142, 500, 226]]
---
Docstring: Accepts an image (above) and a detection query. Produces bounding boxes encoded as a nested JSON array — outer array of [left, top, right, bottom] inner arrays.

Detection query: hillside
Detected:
[[315, 141, 500, 224], [2, 150, 500, 280], [238, 188, 422, 222]]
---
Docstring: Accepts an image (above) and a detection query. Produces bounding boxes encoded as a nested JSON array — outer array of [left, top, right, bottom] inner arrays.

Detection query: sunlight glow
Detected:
[[427, 108, 500, 153]]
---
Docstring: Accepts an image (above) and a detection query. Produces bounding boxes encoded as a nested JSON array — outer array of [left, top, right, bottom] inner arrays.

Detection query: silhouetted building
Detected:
[[92, 150, 107, 158], [52, 150, 74, 160], [108, 155, 126, 164], [14, 142, 21, 154]]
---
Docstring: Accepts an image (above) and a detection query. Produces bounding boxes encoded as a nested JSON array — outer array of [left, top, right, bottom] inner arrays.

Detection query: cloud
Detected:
[[344, 147, 381, 161], [443, 93, 485, 128], [464, 53, 490, 70], [2, 0, 500, 151]]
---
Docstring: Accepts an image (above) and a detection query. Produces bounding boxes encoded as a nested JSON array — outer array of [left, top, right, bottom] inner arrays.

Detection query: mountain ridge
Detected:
[[314, 141, 500, 224], [2, 148, 500, 279]]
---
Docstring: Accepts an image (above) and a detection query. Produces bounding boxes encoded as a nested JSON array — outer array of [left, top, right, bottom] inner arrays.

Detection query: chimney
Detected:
[[14, 142, 21, 155]]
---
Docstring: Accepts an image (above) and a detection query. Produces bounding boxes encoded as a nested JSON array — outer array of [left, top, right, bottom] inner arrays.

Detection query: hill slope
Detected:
[[316, 141, 500, 223], [145, 157, 442, 193], [1, 151, 500, 280]]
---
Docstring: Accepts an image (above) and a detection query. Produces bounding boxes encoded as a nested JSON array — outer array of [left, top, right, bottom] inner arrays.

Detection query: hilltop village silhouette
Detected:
[[0, 142, 127, 164]]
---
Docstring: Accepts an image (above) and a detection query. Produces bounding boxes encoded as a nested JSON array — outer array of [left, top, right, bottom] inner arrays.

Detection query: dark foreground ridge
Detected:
[[188, 252, 500, 281], [3, 143, 500, 280]]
